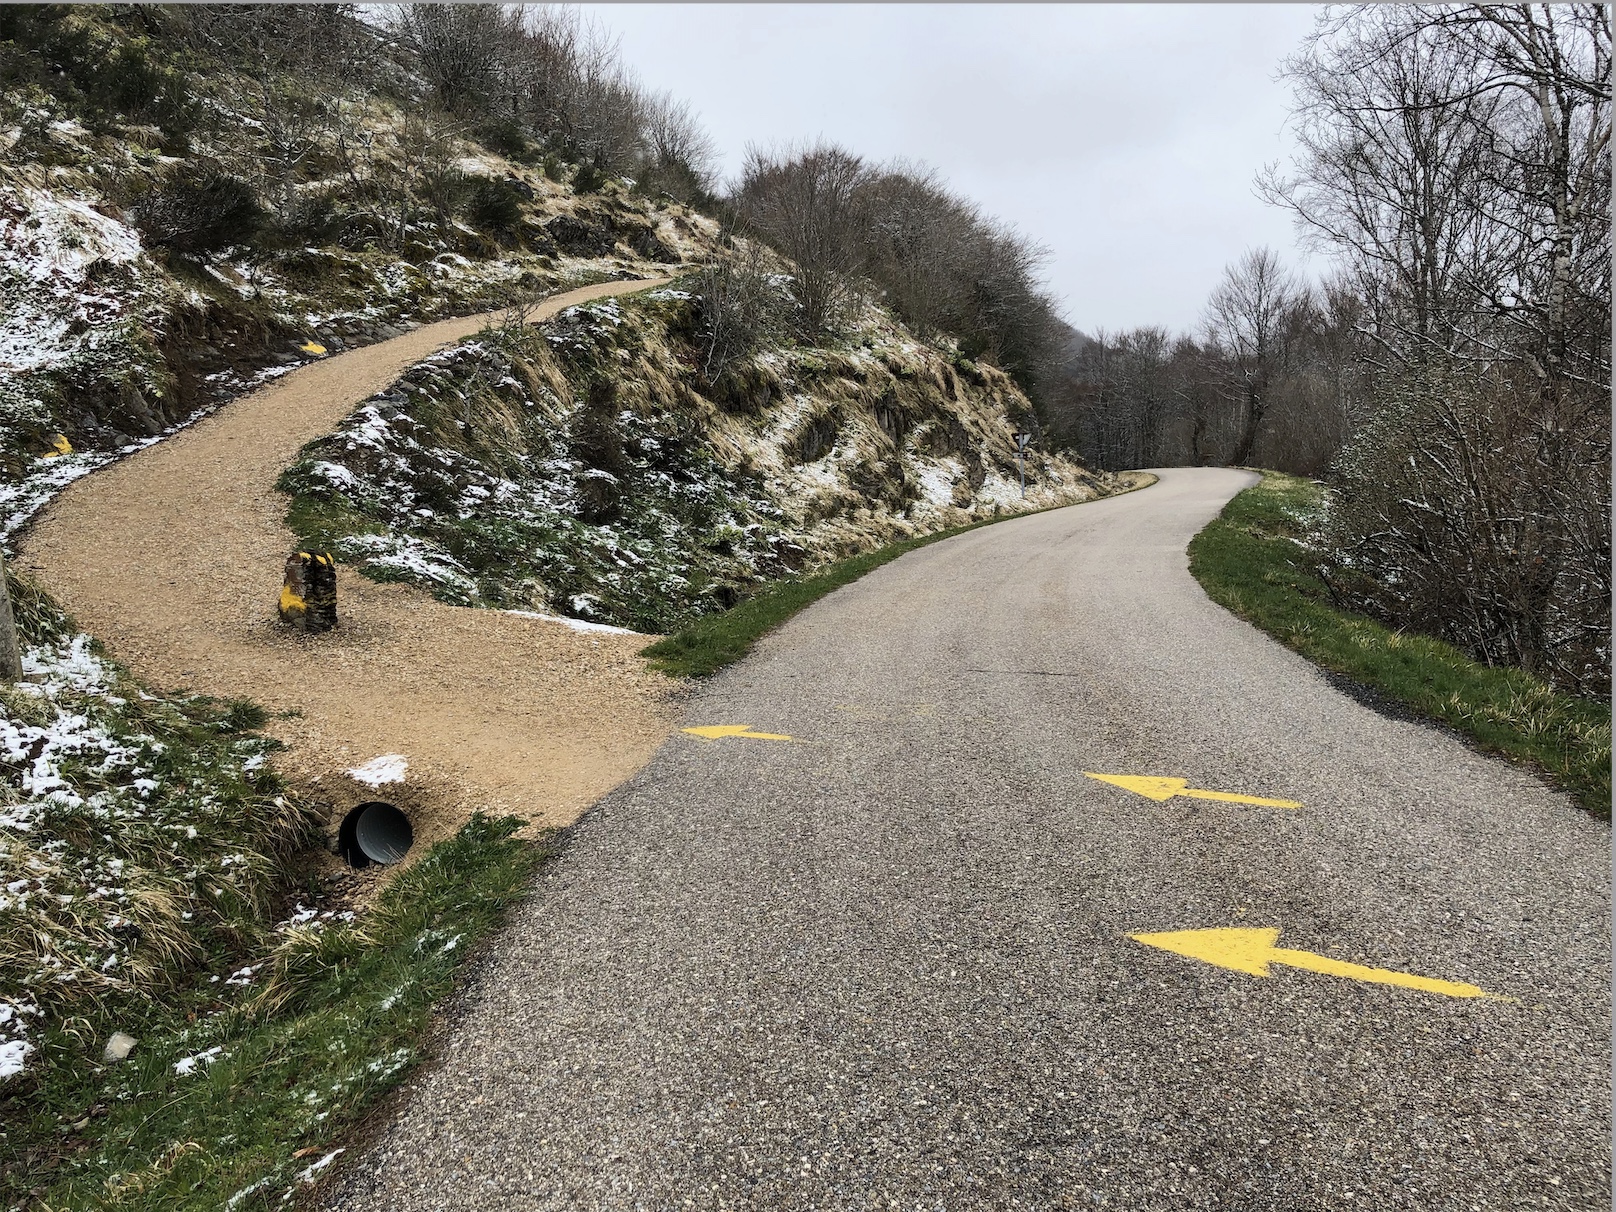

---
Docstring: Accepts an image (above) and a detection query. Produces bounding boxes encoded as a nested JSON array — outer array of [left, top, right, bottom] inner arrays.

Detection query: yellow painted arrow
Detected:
[[1131, 927, 1495, 1000], [682, 724, 795, 742], [1084, 771, 1301, 809]]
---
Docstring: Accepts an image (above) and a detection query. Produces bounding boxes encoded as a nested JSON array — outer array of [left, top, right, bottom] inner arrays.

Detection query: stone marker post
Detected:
[[279, 551, 338, 632]]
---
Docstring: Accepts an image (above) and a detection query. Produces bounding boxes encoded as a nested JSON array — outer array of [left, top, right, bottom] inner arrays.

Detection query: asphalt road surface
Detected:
[[326, 467, 1610, 1211]]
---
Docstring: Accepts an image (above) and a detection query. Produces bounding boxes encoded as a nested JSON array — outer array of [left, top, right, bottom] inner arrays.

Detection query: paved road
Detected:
[[327, 467, 1610, 1211]]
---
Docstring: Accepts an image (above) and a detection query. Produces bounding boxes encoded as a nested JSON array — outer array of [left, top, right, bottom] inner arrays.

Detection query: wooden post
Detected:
[[0, 549, 21, 681], [279, 551, 338, 633]]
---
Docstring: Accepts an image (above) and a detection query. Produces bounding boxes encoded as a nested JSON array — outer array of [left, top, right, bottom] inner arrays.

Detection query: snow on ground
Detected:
[[0, 618, 284, 1081], [0, 998, 39, 1079], [173, 1045, 225, 1076], [348, 754, 408, 786], [915, 459, 963, 511], [0, 183, 146, 375], [504, 609, 645, 637]]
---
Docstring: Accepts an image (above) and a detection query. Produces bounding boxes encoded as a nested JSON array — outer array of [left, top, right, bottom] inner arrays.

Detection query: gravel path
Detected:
[[17, 278, 679, 854], [326, 466, 1609, 1210]]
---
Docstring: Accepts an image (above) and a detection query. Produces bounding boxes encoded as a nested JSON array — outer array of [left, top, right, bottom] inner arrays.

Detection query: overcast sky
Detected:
[[580, 3, 1326, 337]]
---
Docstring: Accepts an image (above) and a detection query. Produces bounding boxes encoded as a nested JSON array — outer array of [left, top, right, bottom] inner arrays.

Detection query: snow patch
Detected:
[[504, 610, 644, 637], [173, 1045, 224, 1076], [348, 753, 407, 786]]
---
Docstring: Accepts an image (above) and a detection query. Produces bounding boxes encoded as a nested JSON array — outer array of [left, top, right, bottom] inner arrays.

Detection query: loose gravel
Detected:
[[17, 279, 680, 864]]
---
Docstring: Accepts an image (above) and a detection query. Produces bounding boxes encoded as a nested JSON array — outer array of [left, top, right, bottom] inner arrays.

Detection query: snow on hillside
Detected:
[[280, 287, 1118, 633]]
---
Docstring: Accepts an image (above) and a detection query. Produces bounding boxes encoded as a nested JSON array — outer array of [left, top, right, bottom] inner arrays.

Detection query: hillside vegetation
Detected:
[[279, 285, 1111, 633], [0, 9, 1127, 1189], [0, 5, 718, 531]]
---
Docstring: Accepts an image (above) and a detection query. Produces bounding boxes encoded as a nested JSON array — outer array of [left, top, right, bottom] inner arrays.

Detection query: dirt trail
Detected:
[[17, 278, 681, 862]]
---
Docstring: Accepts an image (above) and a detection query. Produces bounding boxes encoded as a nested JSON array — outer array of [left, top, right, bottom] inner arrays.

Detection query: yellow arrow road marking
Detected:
[[1130, 927, 1496, 999], [1084, 771, 1301, 809], [682, 724, 795, 742]]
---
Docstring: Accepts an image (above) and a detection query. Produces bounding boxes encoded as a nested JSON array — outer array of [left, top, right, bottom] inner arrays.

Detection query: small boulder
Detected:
[[102, 1032, 137, 1063]]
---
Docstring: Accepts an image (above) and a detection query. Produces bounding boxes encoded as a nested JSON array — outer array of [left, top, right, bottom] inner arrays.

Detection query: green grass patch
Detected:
[[1188, 471, 1611, 818], [7, 815, 550, 1210], [281, 492, 387, 555], [642, 474, 1158, 678]]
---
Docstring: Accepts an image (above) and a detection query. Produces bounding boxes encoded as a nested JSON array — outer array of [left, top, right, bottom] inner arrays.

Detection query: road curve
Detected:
[[17, 278, 679, 848], [326, 466, 1609, 1210]]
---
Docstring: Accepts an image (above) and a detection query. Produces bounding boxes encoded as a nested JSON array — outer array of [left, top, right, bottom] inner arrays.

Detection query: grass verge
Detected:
[[642, 473, 1158, 678], [1188, 471, 1611, 818], [9, 814, 548, 1210]]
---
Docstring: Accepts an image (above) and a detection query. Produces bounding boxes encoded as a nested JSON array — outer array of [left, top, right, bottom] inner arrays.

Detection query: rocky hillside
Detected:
[[0, 6, 719, 533], [0, 6, 1128, 638], [279, 283, 1122, 633]]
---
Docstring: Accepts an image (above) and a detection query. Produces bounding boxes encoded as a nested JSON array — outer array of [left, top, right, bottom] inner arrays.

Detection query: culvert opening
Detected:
[[338, 801, 413, 868]]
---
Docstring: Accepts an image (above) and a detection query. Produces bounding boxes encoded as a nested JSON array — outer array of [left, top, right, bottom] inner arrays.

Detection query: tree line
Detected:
[[1048, 4, 1609, 696]]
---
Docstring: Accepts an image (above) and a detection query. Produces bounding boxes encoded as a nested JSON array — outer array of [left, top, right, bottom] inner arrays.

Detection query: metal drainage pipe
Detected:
[[338, 801, 414, 869]]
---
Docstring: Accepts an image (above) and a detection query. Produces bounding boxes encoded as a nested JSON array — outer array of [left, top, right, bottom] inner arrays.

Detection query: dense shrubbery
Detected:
[[132, 163, 263, 255], [1053, 6, 1610, 697], [731, 145, 1062, 402]]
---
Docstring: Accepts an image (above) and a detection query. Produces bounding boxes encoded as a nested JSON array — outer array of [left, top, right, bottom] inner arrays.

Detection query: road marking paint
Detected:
[[1130, 927, 1499, 1000], [1084, 771, 1301, 809], [682, 725, 795, 742]]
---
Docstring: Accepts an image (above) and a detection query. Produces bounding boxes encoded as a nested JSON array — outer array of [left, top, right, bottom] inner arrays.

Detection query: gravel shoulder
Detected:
[[16, 278, 681, 861], [324, 465, 1610, 1210]]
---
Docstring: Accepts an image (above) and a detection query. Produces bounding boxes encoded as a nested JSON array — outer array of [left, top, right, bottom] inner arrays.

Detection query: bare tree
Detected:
[[1266, 4, 1611, 693], [185, 5, 353, 217], [1203, 248, 1311, 466], [735, 142, 870, 335], [637, 91, 718, 203]]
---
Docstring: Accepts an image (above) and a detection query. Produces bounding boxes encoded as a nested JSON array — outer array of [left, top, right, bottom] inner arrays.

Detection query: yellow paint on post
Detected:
[[1130, 927, 1493, 999], [682, 725, 795, 742], [278, 584, 306, 617], [1084, 771, 1301, 809]]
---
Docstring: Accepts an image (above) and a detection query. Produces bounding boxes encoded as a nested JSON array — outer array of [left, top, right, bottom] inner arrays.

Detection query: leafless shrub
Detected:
[[1321, 358, 1610, 694], [391, 3, 520, 117], [1264, 3, 1610, 692], [734, 141, 870, 336], [637, 90, 719, 204], [693, 240, 787, 384]]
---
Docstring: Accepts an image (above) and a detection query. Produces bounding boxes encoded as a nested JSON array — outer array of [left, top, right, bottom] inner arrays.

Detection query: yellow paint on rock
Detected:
[[42, 434, 72, 459], [1130, 926, 1493, 999], [682, 725, 795, 742], [298, 340, 328, 356], [1084, 771, 1301, 809]]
